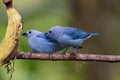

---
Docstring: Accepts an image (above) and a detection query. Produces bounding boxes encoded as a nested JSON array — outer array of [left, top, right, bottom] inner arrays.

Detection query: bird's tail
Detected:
[[84, 33, 99, 40], [90, 33, 100, 36]]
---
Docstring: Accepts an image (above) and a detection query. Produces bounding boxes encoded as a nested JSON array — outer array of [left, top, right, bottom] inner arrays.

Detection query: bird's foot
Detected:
[[61, 51, 66, 55], [70, 46, 82, 56], [48, 53, 54, 59], [61, 47, 69, 55], [61, 52, 67, 58], [70, 51, 76, 56], [29, 52, 34, 57], [70, 47, 78, 56]]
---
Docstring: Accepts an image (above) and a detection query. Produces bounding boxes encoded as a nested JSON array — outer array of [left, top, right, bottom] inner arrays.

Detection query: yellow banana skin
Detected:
[[0, 0, 23, 65]]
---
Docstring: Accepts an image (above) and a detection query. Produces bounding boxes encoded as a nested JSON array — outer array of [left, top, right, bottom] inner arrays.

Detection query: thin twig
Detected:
[[17, 52, 120, 63]]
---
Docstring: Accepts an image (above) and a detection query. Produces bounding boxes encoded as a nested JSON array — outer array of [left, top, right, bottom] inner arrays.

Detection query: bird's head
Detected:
[[22, 30, 43, 38], [45, 26, 63, 39]]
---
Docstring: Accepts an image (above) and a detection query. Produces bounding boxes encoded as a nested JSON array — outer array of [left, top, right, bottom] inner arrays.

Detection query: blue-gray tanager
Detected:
[[22, 30, 66, 54], [45, 26, 99, 54]]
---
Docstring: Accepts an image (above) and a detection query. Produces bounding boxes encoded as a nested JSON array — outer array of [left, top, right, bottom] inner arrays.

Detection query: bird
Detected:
[[45, 26, 99, 54], [22, 30, 66, 55]]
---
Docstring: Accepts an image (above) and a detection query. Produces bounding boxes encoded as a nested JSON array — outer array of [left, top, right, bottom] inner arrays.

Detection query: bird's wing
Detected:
[[36, 34, 46, 39], [37, 33, 59, 43], [64, 27, 90, 39], [58, 34, 84, 46], [46, 37, 59, 43]]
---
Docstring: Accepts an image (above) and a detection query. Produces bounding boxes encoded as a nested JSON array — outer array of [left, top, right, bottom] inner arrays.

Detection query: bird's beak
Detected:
[[44, 32, 48, 36], [22, 33, 27, 36]]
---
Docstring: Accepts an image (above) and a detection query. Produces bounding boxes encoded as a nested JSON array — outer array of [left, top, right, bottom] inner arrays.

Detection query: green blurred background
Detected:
[[0, 0, 120, 80]]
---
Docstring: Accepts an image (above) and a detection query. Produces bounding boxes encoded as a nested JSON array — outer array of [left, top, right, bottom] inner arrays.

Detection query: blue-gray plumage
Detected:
[[45, 26, 99, 54], [22, 30, 66, 54]]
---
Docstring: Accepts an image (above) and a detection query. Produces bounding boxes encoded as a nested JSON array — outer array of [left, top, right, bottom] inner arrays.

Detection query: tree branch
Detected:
[[17, 52, 120, 63]]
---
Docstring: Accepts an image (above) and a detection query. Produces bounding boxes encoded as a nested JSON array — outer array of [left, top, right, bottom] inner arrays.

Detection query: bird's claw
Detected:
[[61, 51, 66, 55], [48, 53, 53, 59], [70, 51, 76, 56]]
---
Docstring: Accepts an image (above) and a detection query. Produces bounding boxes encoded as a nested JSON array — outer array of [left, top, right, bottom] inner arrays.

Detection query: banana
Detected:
[[0, 0, 23, 65]]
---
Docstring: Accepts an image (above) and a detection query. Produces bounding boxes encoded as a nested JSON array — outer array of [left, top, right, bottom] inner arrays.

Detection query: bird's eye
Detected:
[[29, 31, 32, 34], [49, 31, 52, 33]]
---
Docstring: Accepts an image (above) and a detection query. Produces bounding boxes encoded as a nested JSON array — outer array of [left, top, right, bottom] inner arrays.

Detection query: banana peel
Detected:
[[0, 0, 23, 65]]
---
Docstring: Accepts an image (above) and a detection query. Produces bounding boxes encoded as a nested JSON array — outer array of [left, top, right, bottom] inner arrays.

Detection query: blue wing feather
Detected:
[[64, 27, 89, 39], [47, 37, 59, 43], [36, 34, 46, 39], [44, 34, 59, 43]]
